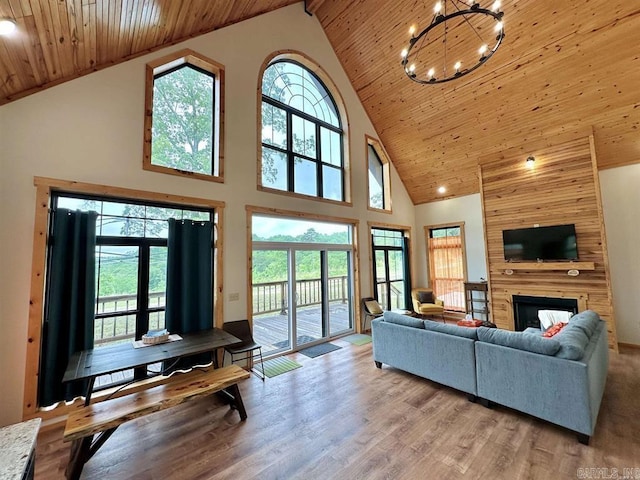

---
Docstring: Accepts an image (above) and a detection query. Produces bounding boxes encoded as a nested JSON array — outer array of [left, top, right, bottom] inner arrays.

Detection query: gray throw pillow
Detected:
[[417, 290, 434, 304], [477, 327, 560, 356], [383, 310, 425, 329]]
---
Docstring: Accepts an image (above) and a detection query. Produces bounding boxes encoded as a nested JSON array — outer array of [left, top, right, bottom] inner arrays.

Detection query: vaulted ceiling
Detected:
[[1, 0, 639, 204]]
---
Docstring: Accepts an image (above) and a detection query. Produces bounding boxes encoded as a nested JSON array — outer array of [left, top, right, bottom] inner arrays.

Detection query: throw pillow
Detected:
[[542, 322, 567, 337], [383, 310, 425, 329], [417, 290, 434, 304], [477, 327, 560, 356], [364, 300, 383, 315], [537, 309, 572, 331]]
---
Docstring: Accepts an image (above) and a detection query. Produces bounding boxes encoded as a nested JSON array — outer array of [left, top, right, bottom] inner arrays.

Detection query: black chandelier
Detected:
[[401, 0, 505, 84]]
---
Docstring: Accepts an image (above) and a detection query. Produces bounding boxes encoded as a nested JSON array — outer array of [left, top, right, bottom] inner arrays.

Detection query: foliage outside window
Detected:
[[260, 58, 346, 202], [143, 49, 224, 182], [427, 225, 467, 312], [367, 136, 391, 212]]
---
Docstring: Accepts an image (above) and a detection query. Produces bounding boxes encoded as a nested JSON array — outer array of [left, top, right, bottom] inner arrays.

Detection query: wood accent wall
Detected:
[[479, 137, 618, 350]]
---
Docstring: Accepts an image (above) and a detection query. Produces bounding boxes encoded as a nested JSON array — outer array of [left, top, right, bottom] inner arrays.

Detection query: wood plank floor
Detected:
[[34, 342, 640, 479]]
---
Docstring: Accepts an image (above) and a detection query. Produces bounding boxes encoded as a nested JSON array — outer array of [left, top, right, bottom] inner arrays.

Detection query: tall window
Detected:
[[143, 49, 224, 182], [260, 59, 345, 201], [372, 228, 411, 310], [48, 193, 214, 386], [427, 224, 467, 312], [367, 136, 391, 212]]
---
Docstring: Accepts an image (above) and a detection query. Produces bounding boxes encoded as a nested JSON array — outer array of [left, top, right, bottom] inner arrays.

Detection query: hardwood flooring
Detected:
[[34, 342, 640, 479]]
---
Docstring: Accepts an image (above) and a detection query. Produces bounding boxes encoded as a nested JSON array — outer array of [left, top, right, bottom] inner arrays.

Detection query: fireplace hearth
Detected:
[[512, 295, 578, 331]]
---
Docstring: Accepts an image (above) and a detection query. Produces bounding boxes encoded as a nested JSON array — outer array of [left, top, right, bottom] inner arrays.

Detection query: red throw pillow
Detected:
[[543, 322, 567, 338], [457, 319, 483, 328]]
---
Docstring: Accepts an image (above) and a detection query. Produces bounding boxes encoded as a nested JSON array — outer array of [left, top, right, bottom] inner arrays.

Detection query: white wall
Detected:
[[413, 194, 488, 287], [0, 4, 416, 426], [600, 164, 640, 345]]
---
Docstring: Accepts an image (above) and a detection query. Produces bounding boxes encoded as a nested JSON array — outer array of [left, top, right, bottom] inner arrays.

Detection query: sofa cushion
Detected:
[[554, 324, 590, 360], [477, 327, 560, 356], [383, 310, 425, 329], [416, 290, 434, 304], [569, 310, 600, 338], [424, 320, 478, 339]]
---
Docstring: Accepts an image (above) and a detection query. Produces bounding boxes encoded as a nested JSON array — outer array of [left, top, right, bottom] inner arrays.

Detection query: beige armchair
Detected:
[[411, 287, 445, 321]]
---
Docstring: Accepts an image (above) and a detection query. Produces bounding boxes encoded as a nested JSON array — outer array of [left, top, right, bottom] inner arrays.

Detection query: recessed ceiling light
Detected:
[[0, 19, 16, 36], [438, 186, 446, 194]]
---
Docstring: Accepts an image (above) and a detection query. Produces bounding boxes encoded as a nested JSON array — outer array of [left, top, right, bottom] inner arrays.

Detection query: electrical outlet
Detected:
[[229, 292, 240, 302]]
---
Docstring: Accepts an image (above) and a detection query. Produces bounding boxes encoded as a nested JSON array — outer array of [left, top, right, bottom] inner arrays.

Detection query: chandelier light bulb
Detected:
[[428, 68, 435, 78], [454, 61, 461, 72], [409, 63, 416, 73], [492, 0, 501, 12], [401, 48, 408, 58], [434, 2, 442, 14], [0, 19, 16, 35], [409, 25, 416, 36], [479, 44, 488, 55], [494, 21, 504, 32]]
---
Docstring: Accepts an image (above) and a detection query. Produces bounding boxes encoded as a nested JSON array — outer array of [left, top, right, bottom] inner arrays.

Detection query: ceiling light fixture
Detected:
[[438, 186, 446, 194], [526, 156, 535, 168], [0, 18, 17, 36], [400, 0, 505, 84]]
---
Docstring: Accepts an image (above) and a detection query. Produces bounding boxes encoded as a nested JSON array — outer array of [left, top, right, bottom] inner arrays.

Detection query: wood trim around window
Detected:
[[143, 49, 225, 183], [256, 50, 352, 206], [365, 135, 392, 213], [23, 177, 225, 422]]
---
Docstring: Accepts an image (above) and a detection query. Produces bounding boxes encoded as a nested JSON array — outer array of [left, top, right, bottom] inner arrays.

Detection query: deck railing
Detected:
[[93, 276, 349, 344]]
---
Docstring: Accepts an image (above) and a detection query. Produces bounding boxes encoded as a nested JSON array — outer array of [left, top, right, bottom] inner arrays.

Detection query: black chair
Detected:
[[222, 320, 265, 381], [361, 297, 384, 332]]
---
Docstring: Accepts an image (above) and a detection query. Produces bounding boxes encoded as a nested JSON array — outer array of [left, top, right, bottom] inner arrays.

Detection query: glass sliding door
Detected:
[[294, 250, 323, 346], [328, 250, 352, 336], [251, 214, 355, 356], [252, 249, 290, 354]]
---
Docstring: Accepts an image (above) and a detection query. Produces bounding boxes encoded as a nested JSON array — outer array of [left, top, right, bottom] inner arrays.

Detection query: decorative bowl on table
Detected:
[[142, 328, 170, 345]]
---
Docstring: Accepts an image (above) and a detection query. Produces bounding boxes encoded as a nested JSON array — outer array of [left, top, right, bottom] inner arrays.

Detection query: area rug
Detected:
[[299, 342, 342, 358], [260, 357, 302, 378], [341, 334, 372, 346], [273, 335, 318, 348]]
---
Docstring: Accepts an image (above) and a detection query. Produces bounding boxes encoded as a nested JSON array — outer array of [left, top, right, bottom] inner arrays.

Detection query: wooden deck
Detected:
[[253, 302, 352, 355]]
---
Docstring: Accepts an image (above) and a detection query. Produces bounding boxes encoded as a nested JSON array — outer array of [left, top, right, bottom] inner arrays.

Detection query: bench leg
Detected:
[[65, 437, 91, 480], [227, 383, 247, 421]]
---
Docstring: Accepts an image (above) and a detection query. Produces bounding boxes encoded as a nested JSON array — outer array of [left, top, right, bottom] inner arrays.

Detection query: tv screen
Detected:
[[503, 224, 578, 261]]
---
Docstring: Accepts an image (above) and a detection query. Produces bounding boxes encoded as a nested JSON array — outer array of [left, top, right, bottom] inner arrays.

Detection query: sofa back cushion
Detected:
[[423, 320, 478, 339], [554, 324, 590, 360], [383, 310, 425, 329], [477, 327, 560, 355], [568, 310, 600, 338]]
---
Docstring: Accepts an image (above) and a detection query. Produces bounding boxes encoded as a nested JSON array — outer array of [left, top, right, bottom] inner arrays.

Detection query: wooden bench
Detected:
[[63, 365, 250, 480]]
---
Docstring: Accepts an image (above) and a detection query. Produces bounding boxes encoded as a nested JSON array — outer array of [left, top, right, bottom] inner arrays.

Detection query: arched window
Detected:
[[260, 58, 345, 201]]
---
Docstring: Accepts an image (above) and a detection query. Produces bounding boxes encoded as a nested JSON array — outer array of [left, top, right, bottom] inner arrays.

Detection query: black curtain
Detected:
[[165, 219, 214, 370], [402, 236, 413, 311], [39, 209, 97, 407]]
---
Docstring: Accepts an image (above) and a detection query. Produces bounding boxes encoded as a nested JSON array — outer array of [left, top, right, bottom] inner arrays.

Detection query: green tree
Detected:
[[152, 65, 214, 175]]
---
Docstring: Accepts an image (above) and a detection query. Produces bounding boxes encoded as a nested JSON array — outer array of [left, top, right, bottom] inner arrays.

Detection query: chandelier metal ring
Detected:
[[401, 1, 505, 84]]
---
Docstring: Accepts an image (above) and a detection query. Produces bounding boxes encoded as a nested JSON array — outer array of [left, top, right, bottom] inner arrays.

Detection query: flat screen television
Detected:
[[502, 224, 578, 261]]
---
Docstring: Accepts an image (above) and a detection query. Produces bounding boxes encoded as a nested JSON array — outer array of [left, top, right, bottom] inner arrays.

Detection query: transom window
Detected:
[[144, 49, 224, 182], [260, 59, 345, 201]]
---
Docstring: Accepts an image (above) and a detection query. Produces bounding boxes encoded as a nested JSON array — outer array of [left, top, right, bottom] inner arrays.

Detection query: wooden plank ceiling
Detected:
[[1, 0, 639, 204]]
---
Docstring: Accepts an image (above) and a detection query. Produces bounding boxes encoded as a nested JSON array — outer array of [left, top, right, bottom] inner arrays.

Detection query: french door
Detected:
[[371, 228, 411, 310], [252, 246, 353, 355]]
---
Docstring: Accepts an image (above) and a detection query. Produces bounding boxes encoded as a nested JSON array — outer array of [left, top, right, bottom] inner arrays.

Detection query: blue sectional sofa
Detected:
[[371, 310, 609, 444]]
